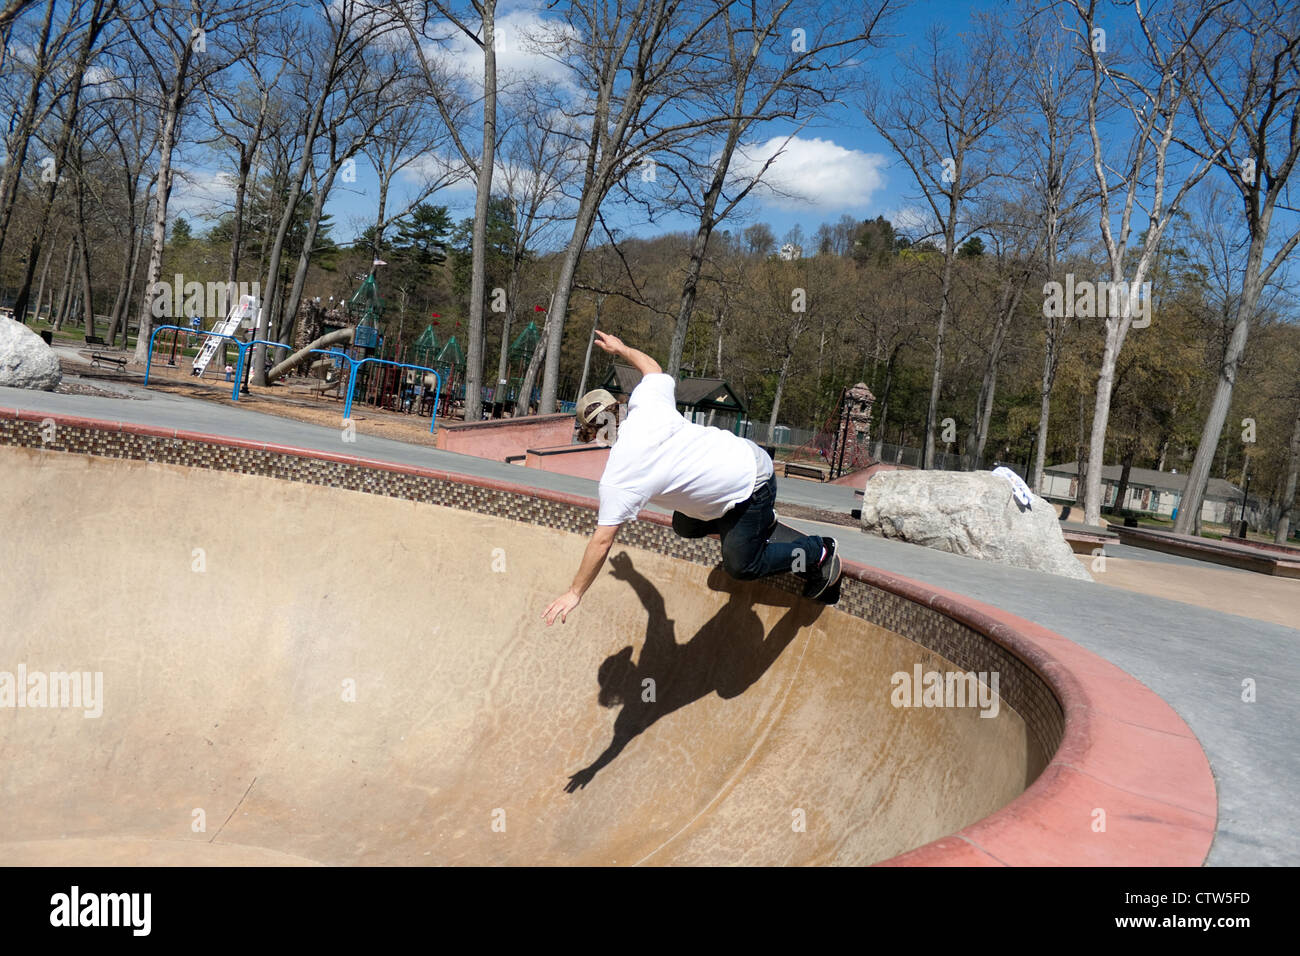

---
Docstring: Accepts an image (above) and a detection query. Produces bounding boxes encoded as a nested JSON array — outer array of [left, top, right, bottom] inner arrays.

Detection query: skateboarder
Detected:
[[542, 331, 840, 626]]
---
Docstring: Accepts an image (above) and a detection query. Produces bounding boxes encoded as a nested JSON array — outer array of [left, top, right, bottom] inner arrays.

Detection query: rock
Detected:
[[861, 470, 1092, 581], [0, 318, 62, 390]]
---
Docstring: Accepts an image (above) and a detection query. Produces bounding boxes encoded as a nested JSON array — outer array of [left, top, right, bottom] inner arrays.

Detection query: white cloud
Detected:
[[437, 4, 579, 89], [884, 204, 936, 240], [169, 168, 235, 222], [729, 136, 889, 211]]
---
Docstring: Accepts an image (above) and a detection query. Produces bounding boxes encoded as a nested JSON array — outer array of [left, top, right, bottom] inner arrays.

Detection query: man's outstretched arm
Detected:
[[594, 330, 661, 376], [543, 523, 620, 625]]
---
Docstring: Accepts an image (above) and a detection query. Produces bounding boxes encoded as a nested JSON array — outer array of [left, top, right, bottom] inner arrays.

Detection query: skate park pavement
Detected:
[[3, 379, 1296, 866]]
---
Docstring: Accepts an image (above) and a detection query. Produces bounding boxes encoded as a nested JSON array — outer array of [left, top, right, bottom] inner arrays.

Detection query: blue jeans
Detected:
[[672, 477, 825, 581]]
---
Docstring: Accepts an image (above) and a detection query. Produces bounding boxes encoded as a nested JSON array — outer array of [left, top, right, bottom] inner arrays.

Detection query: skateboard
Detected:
[[766, 516, 842, 605], [672, 511, 842, 605]]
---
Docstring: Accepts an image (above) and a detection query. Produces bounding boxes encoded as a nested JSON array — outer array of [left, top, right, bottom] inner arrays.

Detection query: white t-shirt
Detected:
[[597, 373, 765, 525]]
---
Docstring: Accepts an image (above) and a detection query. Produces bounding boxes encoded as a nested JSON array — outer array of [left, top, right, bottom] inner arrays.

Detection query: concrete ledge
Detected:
[[524, 443, 610, 481], [1115, 525, 1300, 578], [435, 412, 574, 461]]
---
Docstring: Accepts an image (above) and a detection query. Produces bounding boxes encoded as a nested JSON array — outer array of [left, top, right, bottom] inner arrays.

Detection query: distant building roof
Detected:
[[600, 363, 745, 413], [1044, 461, 1245, 500]]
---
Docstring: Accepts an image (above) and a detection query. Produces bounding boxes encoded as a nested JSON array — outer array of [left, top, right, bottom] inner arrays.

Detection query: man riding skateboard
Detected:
[[542, 331, 841, 626]]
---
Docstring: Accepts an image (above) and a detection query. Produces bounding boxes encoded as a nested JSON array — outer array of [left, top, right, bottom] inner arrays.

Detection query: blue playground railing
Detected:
[[144, 326, 248, 400], [235, 339, 358, 404], [344, 358, 441, 434], [147, 330, 440, 432]]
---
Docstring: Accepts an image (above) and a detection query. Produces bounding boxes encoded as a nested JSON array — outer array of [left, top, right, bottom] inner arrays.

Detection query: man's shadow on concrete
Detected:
[[565, 551, 825, 793]]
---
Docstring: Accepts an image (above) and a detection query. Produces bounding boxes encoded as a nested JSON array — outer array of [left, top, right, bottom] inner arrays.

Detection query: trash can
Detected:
[[40, 330, 53, 345]]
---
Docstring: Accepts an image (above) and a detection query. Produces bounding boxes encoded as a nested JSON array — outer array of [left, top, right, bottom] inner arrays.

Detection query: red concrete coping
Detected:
[[2, 405, 1218, 866], [828, 460, 913, 487], [434, 411, 576, 461], [524, 443, 611, 481]]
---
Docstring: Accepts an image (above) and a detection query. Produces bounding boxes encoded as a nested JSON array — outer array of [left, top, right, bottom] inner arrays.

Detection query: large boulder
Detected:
[[0, 318, 62, 390], [861, 470, 1092, 581]]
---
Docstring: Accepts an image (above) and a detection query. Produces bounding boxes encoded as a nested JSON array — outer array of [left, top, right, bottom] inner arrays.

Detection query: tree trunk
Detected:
[[768, 350, 793, 433], [494, 269, 518, 393], [1172, 249, 1266, 535], [1113, 443, 1136, 514], [1274, 399, 1300, 544], [0, 0, 55, 267], [253, 94, 327, 384], [539, 194, 601, 413], [74, 169, 95, 336], [133, 36, 195, 363], [972, 364, 998, 469], [52, 241, 76, 330], [31, 241, 53, 324], [275, 163, 340, 355], [517, 295, 554, 414], [463, 2, 497, 423], [575, 296, 603, 403], [1031, 341, 1056, 493], [923, 247, 956, 470]]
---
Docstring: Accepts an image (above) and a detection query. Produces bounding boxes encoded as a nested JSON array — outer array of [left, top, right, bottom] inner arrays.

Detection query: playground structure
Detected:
[[791, 382, 877, 478], [144, 324, 441, 434], [142, 274, 461, 424]]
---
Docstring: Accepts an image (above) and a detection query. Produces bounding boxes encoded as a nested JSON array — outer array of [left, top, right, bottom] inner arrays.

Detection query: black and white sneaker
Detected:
[[803, 537, 841, 602]]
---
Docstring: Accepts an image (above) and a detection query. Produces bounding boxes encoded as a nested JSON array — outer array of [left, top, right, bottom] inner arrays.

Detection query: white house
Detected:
[[1041, 461, 1262, 526]]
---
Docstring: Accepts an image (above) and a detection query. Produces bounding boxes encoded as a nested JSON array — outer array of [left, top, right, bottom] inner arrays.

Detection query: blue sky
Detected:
[[170, 0, 1012, 248]]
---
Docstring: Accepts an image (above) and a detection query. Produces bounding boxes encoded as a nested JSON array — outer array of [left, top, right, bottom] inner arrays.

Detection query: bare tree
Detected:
[[6, 0, 117, 324], [246, 0, 398, 383], [1172, 0, 1300, 533], [491, 99, 575, 404], [1016, 4, 1094, 492], [396, 0, 499, 421], [130, 0, 268, 363], [0, 0, 41, 32], [529, 0, 733, 412], [1067, 0, 1240, 526], [662, 0, 895, 377], [864, 15, 1020, 469]]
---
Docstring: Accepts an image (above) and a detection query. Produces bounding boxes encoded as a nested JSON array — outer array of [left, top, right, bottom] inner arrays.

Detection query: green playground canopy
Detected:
[[508, 320, 541, 358], [414, 324, 440, 352], [347, 273, 384, 323], [437, 336, 465, 369], [411, 324, 440, 365]]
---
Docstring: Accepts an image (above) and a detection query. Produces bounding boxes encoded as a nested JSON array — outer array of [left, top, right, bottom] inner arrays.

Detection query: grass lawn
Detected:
[[27, 317, 140, 350]]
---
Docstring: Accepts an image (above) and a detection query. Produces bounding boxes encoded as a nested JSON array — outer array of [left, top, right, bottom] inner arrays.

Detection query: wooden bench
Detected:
[[90, 352, 127, 371], [84, 335, 106, 346], [784, 462, 830, 481]]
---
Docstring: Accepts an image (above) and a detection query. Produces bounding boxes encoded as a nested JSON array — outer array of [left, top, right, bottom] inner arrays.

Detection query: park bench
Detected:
[[90, 352, 127, 372], [784, 461, 829, 481], [84, 335, 106, 346]]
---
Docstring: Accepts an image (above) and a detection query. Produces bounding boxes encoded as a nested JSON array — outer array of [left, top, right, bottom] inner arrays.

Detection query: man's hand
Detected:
[[593, 329, 624, 357], [543, 589, 581, 626], [594, 330, 661, 376]]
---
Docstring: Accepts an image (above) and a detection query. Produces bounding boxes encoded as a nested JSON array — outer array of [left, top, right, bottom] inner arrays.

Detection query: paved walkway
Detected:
[[4, 376, 1297, 866]]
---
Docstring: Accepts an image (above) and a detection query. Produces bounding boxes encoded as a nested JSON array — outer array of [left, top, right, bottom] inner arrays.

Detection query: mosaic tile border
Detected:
[[1, 407, 1219, 865], [0, 411, 1061, 763]]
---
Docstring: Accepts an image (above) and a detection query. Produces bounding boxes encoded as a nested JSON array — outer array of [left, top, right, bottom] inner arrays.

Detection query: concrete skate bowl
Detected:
[[0, 411, 1217, 866]]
